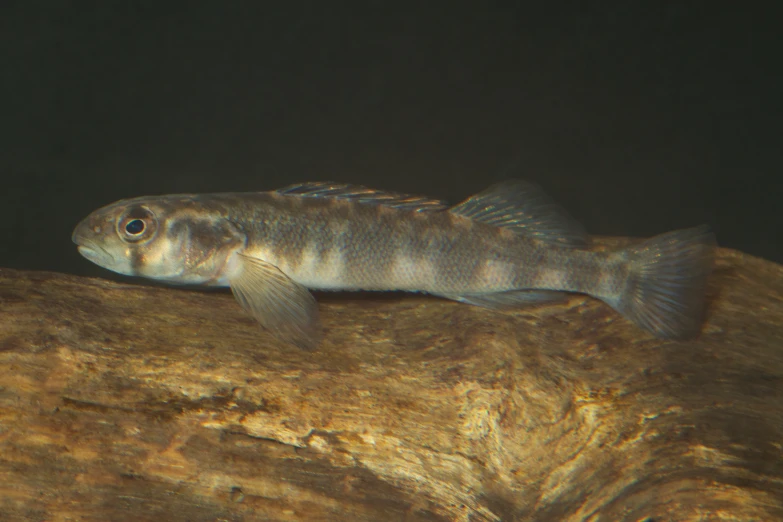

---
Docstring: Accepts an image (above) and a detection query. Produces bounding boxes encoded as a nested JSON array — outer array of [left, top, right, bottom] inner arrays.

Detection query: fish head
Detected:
[[72, 195, 245, 284]]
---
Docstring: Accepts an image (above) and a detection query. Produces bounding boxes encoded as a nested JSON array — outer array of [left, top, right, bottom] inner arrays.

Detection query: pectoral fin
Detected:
[[228, 253, 321, 350]]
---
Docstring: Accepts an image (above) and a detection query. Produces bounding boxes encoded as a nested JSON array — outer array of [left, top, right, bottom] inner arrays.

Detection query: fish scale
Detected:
[[72, 180, 716, 349]]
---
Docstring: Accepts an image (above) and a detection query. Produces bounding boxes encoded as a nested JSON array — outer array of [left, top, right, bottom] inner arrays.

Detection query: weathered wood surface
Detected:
[[1, 242, 782, 521]]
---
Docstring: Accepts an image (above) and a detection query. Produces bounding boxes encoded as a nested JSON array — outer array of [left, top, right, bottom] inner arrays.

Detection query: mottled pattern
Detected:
[[69, 189, 645, 297], [72, 181, 716, 339], [196, 192, 593, 296]]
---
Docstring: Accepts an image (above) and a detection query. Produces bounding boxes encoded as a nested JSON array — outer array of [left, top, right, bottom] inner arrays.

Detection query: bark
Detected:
[[1, 241, 781, 521]]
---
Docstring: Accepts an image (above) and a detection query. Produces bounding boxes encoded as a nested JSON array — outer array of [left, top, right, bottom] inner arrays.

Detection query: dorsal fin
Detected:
[[276, 182, 448, 212], [449, 180, 589, 248]]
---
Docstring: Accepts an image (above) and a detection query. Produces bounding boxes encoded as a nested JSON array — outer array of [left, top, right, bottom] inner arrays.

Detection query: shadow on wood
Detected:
[[1, 241, 782, 521]]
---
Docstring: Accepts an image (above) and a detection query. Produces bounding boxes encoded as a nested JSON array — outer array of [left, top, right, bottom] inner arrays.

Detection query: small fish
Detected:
[[72, 180, 716, 348]]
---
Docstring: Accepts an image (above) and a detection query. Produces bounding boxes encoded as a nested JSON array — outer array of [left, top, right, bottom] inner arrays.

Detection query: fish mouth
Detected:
[[75, 243, 115, 266], [72, 214, 118, 271], [72, 226, 115, 266]]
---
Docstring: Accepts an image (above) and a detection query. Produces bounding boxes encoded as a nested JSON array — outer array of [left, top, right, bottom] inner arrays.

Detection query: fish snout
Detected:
[[72, 212, 111, 244], [72, 215, 117, 266], [71, 218, 89, 246]]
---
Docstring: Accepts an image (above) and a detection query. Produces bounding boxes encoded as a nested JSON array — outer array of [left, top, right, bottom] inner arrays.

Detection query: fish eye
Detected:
[[125, 219, 145, 235], [117, 206, 157, 242]]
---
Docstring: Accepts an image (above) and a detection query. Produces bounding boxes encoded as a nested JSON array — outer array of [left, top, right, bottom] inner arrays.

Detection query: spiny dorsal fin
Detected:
[[449, 180, 589, 248], [277, 182, 448, 212]]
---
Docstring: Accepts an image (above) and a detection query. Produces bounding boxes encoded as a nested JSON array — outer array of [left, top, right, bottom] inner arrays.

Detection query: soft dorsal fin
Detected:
[[277, 182, 448, 212], [449, 180, 589, 248]]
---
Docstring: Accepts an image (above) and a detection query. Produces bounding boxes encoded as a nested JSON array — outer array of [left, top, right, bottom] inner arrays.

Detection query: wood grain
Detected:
[[1, 242, 781, 521]]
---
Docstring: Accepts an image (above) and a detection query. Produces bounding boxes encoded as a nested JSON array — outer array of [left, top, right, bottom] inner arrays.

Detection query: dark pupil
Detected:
[[125, 219, 145, 235]]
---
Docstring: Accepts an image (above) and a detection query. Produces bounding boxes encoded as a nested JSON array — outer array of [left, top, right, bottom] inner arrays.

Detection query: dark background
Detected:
[[2, 2, 781, 278]]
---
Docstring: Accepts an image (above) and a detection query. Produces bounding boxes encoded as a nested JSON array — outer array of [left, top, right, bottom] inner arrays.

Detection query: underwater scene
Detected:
[[1, 3, 781, 521]]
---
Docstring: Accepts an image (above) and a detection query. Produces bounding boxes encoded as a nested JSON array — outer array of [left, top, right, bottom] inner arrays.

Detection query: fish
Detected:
[[72, 180, 716, 348]]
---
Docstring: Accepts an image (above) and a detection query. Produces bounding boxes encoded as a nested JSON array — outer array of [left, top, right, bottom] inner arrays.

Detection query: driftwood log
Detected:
[[1, 239, 782, 521]]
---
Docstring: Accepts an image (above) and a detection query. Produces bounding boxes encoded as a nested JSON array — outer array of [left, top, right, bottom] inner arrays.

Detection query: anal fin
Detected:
[[436, 289, 567, 310]]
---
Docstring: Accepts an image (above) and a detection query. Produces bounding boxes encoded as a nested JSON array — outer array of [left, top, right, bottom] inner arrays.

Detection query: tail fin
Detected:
[[612, 225, 716, 339]]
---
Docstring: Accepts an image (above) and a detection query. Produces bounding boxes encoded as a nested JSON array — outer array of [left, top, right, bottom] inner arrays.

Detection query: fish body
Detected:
[[72, 181, 716, 348]]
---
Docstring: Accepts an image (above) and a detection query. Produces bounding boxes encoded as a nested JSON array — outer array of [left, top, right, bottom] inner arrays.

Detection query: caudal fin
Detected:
[[613, 225, 716, 339]]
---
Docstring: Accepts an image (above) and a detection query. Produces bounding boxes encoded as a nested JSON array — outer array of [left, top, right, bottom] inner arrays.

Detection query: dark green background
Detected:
[[3, 2, 781, 278]]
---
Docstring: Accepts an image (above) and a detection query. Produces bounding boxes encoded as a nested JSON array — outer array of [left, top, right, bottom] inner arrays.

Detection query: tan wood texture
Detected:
[[1, 242, 781, 521]]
